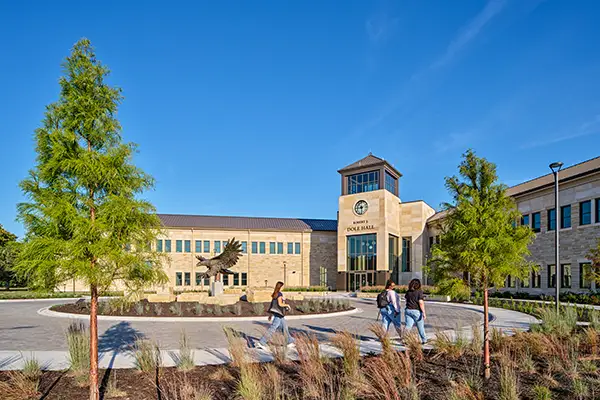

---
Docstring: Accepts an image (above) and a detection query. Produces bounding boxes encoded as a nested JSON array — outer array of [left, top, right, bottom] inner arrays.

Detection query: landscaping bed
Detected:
[[0, 290, 123, 300], [50, 298, 353, 318]]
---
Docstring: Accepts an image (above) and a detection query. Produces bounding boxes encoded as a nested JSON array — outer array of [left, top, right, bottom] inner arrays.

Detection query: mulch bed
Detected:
[[50, 298, 353, 318]]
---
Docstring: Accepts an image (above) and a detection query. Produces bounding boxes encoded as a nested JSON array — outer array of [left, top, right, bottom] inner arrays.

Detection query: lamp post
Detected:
[[549, 162, 563, 314]]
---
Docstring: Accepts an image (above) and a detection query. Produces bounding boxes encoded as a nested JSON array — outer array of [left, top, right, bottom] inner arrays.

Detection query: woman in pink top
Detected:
[[380, 279, 402, 337]]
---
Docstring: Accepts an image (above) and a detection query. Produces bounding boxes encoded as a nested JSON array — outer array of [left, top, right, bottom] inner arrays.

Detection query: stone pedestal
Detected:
[[210, 280, 224, 297]]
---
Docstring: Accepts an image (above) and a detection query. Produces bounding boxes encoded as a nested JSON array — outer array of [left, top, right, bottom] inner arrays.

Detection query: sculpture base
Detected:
[[210, 280, 224, 297]]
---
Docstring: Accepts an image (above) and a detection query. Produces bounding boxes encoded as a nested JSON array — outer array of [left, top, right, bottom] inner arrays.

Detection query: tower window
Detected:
[[347, 170, 380, 194]]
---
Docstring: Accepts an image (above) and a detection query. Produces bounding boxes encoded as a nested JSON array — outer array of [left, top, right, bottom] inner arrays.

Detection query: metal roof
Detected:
[[338, 153, 403, 177], [158, 214, 337, 232]]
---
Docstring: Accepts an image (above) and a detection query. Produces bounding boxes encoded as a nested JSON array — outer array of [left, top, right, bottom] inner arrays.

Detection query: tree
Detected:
[[428, 149, 534, 379], [0, 224, 17, 246], [0, 224, 19, 289], [15, 39, 167, 400], [586, 239, 600, 284]]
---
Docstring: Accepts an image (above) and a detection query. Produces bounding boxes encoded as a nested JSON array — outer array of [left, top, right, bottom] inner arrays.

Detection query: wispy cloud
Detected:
[[521, 114, 600, 149], [433, 132, 475, 154], [365, 13, 399, 45]]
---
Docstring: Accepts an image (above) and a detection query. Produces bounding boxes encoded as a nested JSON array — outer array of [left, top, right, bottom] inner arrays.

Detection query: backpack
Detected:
[[376, 290, 390, 309]]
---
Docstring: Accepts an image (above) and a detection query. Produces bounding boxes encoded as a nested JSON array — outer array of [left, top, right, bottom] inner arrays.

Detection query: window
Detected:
[[319, 266, 327, 287], [259, 242, 266, 254], [156, 239, 163, 252], [580, 263, 592, 289], [195, 273, 202, 285], [241, 273, 247, 286], [184, 240, 191, 253], [561, 264, 571, 288], [195, 240, 202, 253], [580, 200, 592, 225], [165, 240, 172, 252], [176, 240, 183, 253], [214, 241, 221, 253], [223, 241, 228, 249], [287, 242, 293, 254], [547, 209, 556, 231], [270, 242, 276, 254], [428, 236, 434, 250], [531, 268, 541, 288], [251, 242, 258, 254], [385, 171, 397, 196], [347, 234, 377, 271], [295, 242, 301, 254], [223, 274, 229, 286], [548, 265, 556, 288], [532, 212, 541, 232], [203, 240, 210, 253], [402, 237, 412, 272], [203, 277, 209, 286], [241, 241, 247, 254], [184, 272, 191, 286], [277, 242, 283, 254], [561, 205, 571, 228], [175, 272, 182, 286], [596, 199, 600, 223], [521, 273, 530, 288], [389, 235, 399, 278], [505, 276, 516, 288], [233, 273, 239, 286], [521, 214, 530, 227], [347, 170, 380, 194]]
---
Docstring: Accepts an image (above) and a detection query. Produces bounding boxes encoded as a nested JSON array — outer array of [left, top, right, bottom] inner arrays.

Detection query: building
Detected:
[[70, 153, 596, 294]]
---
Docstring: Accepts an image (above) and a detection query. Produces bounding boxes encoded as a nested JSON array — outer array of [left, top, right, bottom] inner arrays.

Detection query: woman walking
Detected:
[[379, 279, 403, 338], [404, 278, 427, 344], [255, 281, 295, 350]]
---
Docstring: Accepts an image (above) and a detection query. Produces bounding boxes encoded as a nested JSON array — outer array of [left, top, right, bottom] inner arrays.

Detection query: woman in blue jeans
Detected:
[[380, 279, 403, 337], [404, 278, 427, 344], [255, 281, 295, 350]]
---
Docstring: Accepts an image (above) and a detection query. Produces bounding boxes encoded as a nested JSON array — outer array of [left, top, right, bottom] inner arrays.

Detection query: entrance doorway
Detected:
[[347, 272, 375, 291]]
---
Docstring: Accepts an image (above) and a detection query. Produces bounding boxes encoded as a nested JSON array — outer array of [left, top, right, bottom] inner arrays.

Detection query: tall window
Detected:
[[241, 241, 247, 253], [520, 272, 530, 288], [319, 266, 327, 287], [580, 200, 592, 225], [561, 264, 571, 288], [531, 268, 541, 288], [580, 263, 592, 289], [521, 214, 530, 227], [596, 198, 600, 223], [347, 234, 377, 271], [241, 273, 247, 286], [259, 242, 266, 254], [287, 242, 293, 254], [175, 272, 182, 286], [532, 212, 541, 232], [547, 209, 556, 231], [505, 275, 516, 288], [184, 240, 191, 253], [251, 242, 258, 254], [561, 205, 571, 228], [195, 240, 201, 253], [347, 170, 380, 194], [203, 240, 210, 253], [176, 240, 182, 253], [388, 235, 399, 277], [223, 274, 229, 286], [548, 265, 556, 288], [295, 242, 301, 254], [233, 273, 239, 286], [195, 273, 202, 286], [401, 237, 411, 272], [165, 240, 172, 252], [214, 241, 221, 253], [156, 239, 163, 252], [269, 242, 276, 254], [277, 242, 284, 254], [384, 171, 397, 196], [184, 272, 191, 286]]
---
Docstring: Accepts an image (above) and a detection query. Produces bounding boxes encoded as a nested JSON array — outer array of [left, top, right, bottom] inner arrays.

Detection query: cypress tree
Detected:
[[428, 149, 534, 379], [15, 38, 166, 400]]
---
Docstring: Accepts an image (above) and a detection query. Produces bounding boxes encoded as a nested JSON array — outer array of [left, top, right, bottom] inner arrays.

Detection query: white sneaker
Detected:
[[287, 342, 296, 349], [255, 342, 268, 350]]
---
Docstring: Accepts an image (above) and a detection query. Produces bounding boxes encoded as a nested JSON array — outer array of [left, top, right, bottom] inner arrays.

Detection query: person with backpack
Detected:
[[377, 279, 402, 338], [403, 278, 427, 344], [255, 281, 295, 350]]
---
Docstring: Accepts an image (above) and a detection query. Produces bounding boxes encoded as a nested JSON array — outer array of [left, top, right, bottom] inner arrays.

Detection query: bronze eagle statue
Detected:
[[195, 238, 242, 281]]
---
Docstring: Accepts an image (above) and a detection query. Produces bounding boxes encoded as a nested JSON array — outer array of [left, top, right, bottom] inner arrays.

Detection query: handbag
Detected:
[[268, 297, 285, 317]]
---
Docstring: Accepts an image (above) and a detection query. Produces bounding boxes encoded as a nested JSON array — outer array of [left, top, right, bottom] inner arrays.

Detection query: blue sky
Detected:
[[1, 0, 599, 238]]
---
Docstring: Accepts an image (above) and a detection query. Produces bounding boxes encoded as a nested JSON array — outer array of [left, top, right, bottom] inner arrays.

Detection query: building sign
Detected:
[[346, 219, 375, 232]]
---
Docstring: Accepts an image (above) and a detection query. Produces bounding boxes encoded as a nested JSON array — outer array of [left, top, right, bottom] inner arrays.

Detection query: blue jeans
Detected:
[[380, 305, 402, 335], [405, 309, 426, 343], [259, 315, 294, 345]]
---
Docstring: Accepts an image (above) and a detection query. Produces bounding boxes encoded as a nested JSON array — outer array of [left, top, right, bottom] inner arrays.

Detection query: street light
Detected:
[[549, 161, 563, 314]]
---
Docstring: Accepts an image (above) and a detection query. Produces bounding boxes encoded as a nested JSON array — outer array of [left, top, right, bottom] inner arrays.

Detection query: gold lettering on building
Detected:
[[346, 220, 375, 232]]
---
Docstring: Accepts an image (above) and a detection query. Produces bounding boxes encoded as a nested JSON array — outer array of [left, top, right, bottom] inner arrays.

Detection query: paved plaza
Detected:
[[0, 296, 537, 370]]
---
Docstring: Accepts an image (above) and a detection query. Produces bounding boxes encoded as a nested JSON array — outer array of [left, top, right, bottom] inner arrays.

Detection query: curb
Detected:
[[0, 296, 115, 304], [38, 306, 363, 322]]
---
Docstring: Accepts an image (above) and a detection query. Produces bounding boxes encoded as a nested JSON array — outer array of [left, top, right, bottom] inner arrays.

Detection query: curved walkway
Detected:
[[0, 298, 537, 370]]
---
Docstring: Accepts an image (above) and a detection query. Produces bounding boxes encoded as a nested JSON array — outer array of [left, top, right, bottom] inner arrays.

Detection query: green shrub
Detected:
[[0, 290, 123, 300], [252, 303, 265, 315], [283, 286, 329, 292], [194, 303, 204, 316], [66, 323, 90, 375], [532, 385, 552, 400], [169, 303, 184, 317], [133, 338, 161, 373], [177, 332, 194, 372]]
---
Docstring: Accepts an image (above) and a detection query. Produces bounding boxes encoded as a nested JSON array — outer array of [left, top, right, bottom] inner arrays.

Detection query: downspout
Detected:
[[301, 231, 305, 286]]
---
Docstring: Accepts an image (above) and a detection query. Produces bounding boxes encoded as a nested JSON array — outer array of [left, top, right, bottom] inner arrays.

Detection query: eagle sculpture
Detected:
[[195, 238, 243, 281]]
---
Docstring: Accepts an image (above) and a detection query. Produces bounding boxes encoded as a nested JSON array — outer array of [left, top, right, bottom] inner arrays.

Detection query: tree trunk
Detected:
[[89, 283, 99, 400], [483, 287, 490, 379]]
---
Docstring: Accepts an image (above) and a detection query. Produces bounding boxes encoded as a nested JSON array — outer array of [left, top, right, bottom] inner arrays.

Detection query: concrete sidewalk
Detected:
[[0, 304, 538, 371]]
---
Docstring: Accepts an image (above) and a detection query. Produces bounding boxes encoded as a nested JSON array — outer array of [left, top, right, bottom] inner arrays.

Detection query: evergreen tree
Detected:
[[15, 39, 166, 400], [428, 149, 534, 379], [0, 224, 19, 289]]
